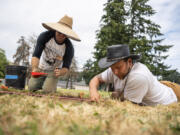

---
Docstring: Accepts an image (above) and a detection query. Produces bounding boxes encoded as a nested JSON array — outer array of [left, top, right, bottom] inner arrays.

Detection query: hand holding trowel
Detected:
[[31, 56, 63, 78], [30, 57, 48, 78]]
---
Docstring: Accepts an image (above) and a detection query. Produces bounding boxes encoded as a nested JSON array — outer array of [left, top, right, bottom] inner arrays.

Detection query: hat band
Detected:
[[107, 56, 127, 62], [59, 22, 72, 29]]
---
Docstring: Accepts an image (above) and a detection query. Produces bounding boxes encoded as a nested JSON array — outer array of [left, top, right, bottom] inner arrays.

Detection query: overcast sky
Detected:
[[0, 0, 179, 72]]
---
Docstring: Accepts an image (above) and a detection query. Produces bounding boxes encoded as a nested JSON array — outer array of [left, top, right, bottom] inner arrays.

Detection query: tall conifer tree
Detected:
[[128, 0, 174, 78], [83, 0, 176, 84]]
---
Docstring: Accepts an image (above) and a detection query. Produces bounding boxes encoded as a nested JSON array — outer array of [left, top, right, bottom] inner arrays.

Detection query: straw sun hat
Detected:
[[42, 15, 81, 41]]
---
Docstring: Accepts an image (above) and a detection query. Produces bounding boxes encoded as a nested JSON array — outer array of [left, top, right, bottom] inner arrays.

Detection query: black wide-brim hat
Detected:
[[98, 44, 141, 68]]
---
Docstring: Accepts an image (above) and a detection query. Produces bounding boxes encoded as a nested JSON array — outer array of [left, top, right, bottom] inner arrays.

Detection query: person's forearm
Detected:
[[89, 76, 100, 93], [89, 75, 102, 102], [31, 57, 40, 71]]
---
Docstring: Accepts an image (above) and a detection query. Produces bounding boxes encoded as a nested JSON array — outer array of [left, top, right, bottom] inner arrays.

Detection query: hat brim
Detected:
[[42, 23, 81, 42], [98, 55, 141, 69]]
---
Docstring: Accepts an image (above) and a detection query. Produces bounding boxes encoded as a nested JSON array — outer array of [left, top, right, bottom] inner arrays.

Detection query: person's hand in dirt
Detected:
[[90, 90, 100, 102], [89, 74, 105, 102]]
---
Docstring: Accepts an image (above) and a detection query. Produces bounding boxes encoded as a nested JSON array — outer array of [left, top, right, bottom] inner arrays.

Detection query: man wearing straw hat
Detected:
[[89, 44, 179, 105], [28, 15, 80, 93]]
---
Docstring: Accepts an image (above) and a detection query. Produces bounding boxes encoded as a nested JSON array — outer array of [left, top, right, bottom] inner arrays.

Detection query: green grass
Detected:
[[0, 87, 180, 135]]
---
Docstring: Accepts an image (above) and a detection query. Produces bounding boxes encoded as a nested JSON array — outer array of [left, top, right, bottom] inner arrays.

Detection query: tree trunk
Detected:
[[70, 75, 73, 89], [66, 77, 69, 89]]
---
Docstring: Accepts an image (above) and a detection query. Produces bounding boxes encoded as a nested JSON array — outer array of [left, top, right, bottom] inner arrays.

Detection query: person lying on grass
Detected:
[[89, 44, 179, 106]]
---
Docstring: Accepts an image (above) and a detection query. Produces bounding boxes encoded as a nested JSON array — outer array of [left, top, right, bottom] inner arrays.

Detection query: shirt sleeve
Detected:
[[124, 74, 149, 103], [100, 68, 114, 83], [33, 31, 54, 58], [62, 39, 74, 69]]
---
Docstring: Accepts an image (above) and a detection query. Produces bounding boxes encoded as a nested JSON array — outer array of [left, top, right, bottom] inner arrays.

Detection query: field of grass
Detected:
[[0, 87, 180, 135]]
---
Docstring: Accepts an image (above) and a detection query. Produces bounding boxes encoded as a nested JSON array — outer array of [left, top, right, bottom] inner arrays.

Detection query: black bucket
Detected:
[[5, 65, 27, 89]]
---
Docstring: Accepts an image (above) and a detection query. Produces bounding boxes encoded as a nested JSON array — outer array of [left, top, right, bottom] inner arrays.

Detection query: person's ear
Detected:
[[128, 58, 132, 63], [128, 58, 133, 66]]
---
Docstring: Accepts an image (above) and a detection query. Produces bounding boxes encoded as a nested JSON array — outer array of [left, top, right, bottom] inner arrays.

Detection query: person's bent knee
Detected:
[[28, 76, 44, 92], [28, 84, 39, 92], [28, 79, 41, 92]]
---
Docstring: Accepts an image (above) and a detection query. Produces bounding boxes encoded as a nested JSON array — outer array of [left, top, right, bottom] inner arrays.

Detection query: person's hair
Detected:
[[123, 57, 129, 62], [123, 57, 136, 64]]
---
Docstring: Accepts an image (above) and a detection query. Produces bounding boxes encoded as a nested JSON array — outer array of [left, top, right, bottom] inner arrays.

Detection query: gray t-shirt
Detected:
[[101, 62, 177, 106]]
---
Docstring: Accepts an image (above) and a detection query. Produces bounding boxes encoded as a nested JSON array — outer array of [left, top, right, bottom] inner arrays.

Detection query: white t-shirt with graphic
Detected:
[[101, 62, 177, 106], [39, 38, 66, 70], [33, 31, 74, 71]]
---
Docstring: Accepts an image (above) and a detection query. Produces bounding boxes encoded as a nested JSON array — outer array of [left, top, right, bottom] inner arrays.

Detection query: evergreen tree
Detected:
[[127, 0, 174, 78], [162, 70, 180, 84], [83, 0, 175, 84], [83, 0, 129, 84], [94, 0, 128, 64]]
